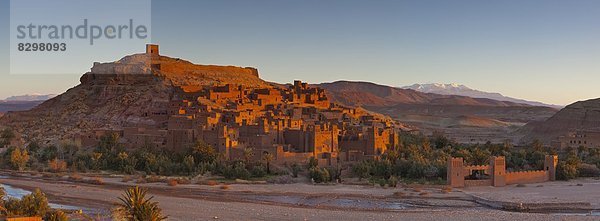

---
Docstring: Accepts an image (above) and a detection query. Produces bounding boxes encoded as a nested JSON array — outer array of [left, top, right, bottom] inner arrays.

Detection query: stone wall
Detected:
[[464, 179, 492, 187], [282, 152, 313, 163], [448, 155, 557, 188], [505, 170, 549, 185]]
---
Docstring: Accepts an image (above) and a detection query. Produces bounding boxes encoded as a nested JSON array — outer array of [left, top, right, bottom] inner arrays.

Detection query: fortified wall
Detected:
[[447, 155, 558, 188]]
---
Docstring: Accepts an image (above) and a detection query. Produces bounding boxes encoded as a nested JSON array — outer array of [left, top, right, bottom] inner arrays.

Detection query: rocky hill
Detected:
[[0, 52, 562, 145], [519, 98, 600, 145], [0, 53, 271, 143], [317, 81, 558, 143]]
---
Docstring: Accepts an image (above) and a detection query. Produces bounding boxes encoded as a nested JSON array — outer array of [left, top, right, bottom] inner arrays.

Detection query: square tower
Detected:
[[544, 155, 558, 181], [447, 157, 465, 188], [146, 44, 159, 56], [490, 156, 506, 187]]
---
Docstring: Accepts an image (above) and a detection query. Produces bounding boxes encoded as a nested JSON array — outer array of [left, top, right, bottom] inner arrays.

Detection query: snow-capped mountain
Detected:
[[402, 83, 562, 109], [3, 94, 57, 102]]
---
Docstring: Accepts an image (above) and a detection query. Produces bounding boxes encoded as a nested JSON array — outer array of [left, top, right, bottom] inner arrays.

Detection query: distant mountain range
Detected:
[[0, 100, 45, 113], [3, 94, 57, 102], [0, 94, 55, 113], [318, 81, 533, 107], [402, 83, 562, 109]]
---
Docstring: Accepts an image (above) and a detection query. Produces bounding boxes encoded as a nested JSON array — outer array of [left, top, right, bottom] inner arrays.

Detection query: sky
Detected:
[[1, 0, 600, 105]]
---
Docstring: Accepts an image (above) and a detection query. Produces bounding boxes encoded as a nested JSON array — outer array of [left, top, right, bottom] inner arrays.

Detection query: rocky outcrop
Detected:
[[520, 98, 600, 144], [0, 53, 270, 144]]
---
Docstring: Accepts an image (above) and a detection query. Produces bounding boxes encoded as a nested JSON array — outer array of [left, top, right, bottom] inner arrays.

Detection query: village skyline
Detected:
[[2, 0, 600, 105]]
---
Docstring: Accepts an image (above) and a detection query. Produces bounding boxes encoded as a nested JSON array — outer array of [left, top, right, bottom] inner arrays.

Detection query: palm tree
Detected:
[[116, 186, 167, 221], [262, 152, 274, 174], [243, 148, 254, 165]]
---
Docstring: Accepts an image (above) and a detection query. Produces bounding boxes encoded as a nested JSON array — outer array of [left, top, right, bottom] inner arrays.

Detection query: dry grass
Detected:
[[220, 184, 230, 190], [69, 173, 83, 182], [86, 177, 104, 185], [121, 175, 134, 183], [419, 192, 429, 196], [145, 175, 165, 183], [175, 178, 191, 185], [393, 191, 406, 197], [48, 158, 68, 173], [207, 180, 218, 186], [135, 177, 147, 184], [516, 184, 527, 187], [42, 173, 58, 178], [167, 179, 178, 187], [412, 187, 422, 193]]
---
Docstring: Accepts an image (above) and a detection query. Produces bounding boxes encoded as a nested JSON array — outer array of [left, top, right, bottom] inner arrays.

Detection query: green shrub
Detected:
[[388, 176, 399, 187], [307, 157, 318, 169], [578, 163, 600, 177], [327, 166, 342, 182], [251, 164, 267, 178], [222, 161, 250, 180], [351, 161, 370, 180], [290, 163, 301, 178], [4, 188, 50, 217], [45, 210, 68, 221], [309, 167, 330, 183]]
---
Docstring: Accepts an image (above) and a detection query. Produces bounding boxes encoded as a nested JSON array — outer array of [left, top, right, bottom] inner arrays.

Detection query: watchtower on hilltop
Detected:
[[146, 44, 159, 56]]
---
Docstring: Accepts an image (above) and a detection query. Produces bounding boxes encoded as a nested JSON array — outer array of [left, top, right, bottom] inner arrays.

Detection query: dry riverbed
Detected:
[[0, 173, 598, 220]]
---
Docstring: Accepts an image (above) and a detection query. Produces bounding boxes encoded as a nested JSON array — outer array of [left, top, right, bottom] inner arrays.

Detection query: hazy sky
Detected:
[[1, 0, 600, 105]]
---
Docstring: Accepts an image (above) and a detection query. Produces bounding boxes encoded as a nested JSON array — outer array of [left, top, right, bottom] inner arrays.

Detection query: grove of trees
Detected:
[[1, 129, 599, 184]]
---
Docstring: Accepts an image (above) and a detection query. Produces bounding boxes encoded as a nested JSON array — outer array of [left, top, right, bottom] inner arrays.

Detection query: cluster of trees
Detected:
[[556, 146, 600, 180], [350, 133, 600, 183], [0, 128, 15, 148], [307, 157, 342, 183], [0, 132, 278, 180], [0, 185, 166, 221], [0, 188, 68, 221], [351, 134, 448, 185], [1, 128, 599, 183]]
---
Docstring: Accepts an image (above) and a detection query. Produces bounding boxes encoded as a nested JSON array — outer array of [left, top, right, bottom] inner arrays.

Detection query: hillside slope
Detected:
[[317, 81, 558, 143], [0, 53, 271, 143], [519, 98, 600, 144], [318, 81, 534, 107]]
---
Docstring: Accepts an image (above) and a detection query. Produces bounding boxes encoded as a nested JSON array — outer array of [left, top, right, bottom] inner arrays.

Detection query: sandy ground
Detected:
[[0, 175, 598, 221], [464, 178, 600, 209]]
